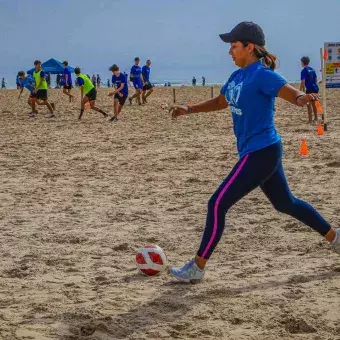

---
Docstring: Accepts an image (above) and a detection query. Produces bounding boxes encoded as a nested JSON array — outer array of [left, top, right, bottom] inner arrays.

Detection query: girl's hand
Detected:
[[297, 93, 320, 106]]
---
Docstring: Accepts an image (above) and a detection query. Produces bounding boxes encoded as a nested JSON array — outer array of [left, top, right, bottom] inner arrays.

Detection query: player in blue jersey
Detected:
[[108, 64, 129, 122], [168, 22, 339, 284], [141, 59, 153, 104], [129, 57, 144, 105], [300, 56, 319, 124], [17, 71, 38, 117], [62, 61, 74, 103]]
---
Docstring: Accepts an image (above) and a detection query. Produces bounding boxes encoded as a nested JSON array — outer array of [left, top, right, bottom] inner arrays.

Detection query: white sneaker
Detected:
[[169, 258, 205, 284], [331, 229, 340, 255]]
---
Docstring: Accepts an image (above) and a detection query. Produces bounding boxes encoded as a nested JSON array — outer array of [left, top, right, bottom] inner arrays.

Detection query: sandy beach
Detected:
[[0, 86, 340, 340]]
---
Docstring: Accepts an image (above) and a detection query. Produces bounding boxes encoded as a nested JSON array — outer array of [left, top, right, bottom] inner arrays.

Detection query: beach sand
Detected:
[[0, 86, 340, 339]]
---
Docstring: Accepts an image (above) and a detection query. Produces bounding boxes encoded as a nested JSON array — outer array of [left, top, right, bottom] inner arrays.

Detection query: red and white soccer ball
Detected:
[[136, 244, 167, 276]]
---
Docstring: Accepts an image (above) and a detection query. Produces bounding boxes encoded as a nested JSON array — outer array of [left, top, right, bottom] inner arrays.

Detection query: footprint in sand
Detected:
[[326, 161, 340, 168], [281, 316, 316, 334]]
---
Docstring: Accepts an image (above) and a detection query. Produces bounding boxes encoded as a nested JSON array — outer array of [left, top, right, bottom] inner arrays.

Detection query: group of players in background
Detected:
[[16, 55, 319, 124], [16, 57, 154, 122]]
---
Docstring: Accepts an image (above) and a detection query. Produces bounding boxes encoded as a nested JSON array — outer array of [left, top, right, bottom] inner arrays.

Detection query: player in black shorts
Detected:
[[74, 67, 108, 120], [142, 60, 153, 103], [108, 64, 129, 122], [300, 56, 319, 124], [62, 61, 74, 103], [32, 60, 55, 117]]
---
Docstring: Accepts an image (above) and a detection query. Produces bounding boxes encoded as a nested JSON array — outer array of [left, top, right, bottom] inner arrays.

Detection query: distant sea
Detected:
[[0, 77, 300, 89], [1, 78, 224, 89], [0, 69, 300, 89]]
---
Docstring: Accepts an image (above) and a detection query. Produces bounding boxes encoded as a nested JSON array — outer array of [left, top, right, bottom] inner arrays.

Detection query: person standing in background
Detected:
[[62, 61, 74, 102], [202, 76, 206, 86], [299, 56, 319, 124], [192, 76, 196, 86], [56, 74, 61, 88], [46, 73, 51, 88], [91, 74, 97, 88], [97, 74, 101, 88]]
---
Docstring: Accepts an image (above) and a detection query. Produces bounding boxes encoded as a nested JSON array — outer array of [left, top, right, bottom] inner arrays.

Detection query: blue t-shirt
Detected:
[[301, 66, 318, 91], [63, 66, 73, 85], [112, 73, 128, 96], [142, 65, 150, 82], [18, 75, 35, 93], [130, 65, 142, 83], [220, 61, 287, 158]]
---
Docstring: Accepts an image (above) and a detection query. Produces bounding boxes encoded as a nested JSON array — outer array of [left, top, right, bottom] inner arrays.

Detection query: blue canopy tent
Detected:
[[27, 58, 75, 75]]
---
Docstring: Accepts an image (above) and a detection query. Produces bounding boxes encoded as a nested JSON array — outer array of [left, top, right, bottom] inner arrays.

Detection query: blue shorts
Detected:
[[133, 80, 143, 90], [306, 84, 319, 94], [306, 88, 319, 94]]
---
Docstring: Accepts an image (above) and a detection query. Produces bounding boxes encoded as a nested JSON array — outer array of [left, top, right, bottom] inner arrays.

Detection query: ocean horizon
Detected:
[[1, 72, 300, 89]]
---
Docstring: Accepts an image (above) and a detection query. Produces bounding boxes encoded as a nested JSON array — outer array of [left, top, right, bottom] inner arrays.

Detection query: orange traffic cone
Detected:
[[299, 139, 309, 156], [315, 101, 323, 114], [317, 123, 324, 135]]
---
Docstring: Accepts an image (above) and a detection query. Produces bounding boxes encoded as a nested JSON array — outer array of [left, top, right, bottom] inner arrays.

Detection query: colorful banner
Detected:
[[324, 42, 340, 88]]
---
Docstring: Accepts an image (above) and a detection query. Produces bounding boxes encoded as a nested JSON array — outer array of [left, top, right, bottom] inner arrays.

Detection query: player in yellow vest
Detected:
[[32, 60, 55, 117], [74, 67, 108, 120]]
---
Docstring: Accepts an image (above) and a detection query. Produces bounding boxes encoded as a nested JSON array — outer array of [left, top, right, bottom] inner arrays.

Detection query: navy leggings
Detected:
[[197, 142, 331, 259]]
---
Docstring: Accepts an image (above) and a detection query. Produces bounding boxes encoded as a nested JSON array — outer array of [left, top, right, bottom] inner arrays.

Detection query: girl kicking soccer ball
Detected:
[[169, 21, 340, 283]]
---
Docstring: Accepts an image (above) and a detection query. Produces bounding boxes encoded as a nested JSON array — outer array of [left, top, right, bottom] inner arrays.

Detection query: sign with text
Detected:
[[324, 42, 340, 88]]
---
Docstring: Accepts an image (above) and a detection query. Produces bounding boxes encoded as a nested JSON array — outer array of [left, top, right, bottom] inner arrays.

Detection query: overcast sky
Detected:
[[1, 0, 340, 84]]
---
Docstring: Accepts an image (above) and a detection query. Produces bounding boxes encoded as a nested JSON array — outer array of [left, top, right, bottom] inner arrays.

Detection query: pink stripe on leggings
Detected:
[[201, 154, 249, 259]]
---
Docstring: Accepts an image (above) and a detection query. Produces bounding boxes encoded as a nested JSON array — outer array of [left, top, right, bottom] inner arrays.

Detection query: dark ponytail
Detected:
[[253, 45, 277, 70], [241, 42, 277, 70]]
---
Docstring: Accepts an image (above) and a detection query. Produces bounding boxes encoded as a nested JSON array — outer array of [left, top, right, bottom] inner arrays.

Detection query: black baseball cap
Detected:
[[219, 21, 265, 46]]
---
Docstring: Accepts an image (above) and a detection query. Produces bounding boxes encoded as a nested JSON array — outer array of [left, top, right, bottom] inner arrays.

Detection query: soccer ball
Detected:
[[136, 244, 167, 276], [160, 103, 168, 110]]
